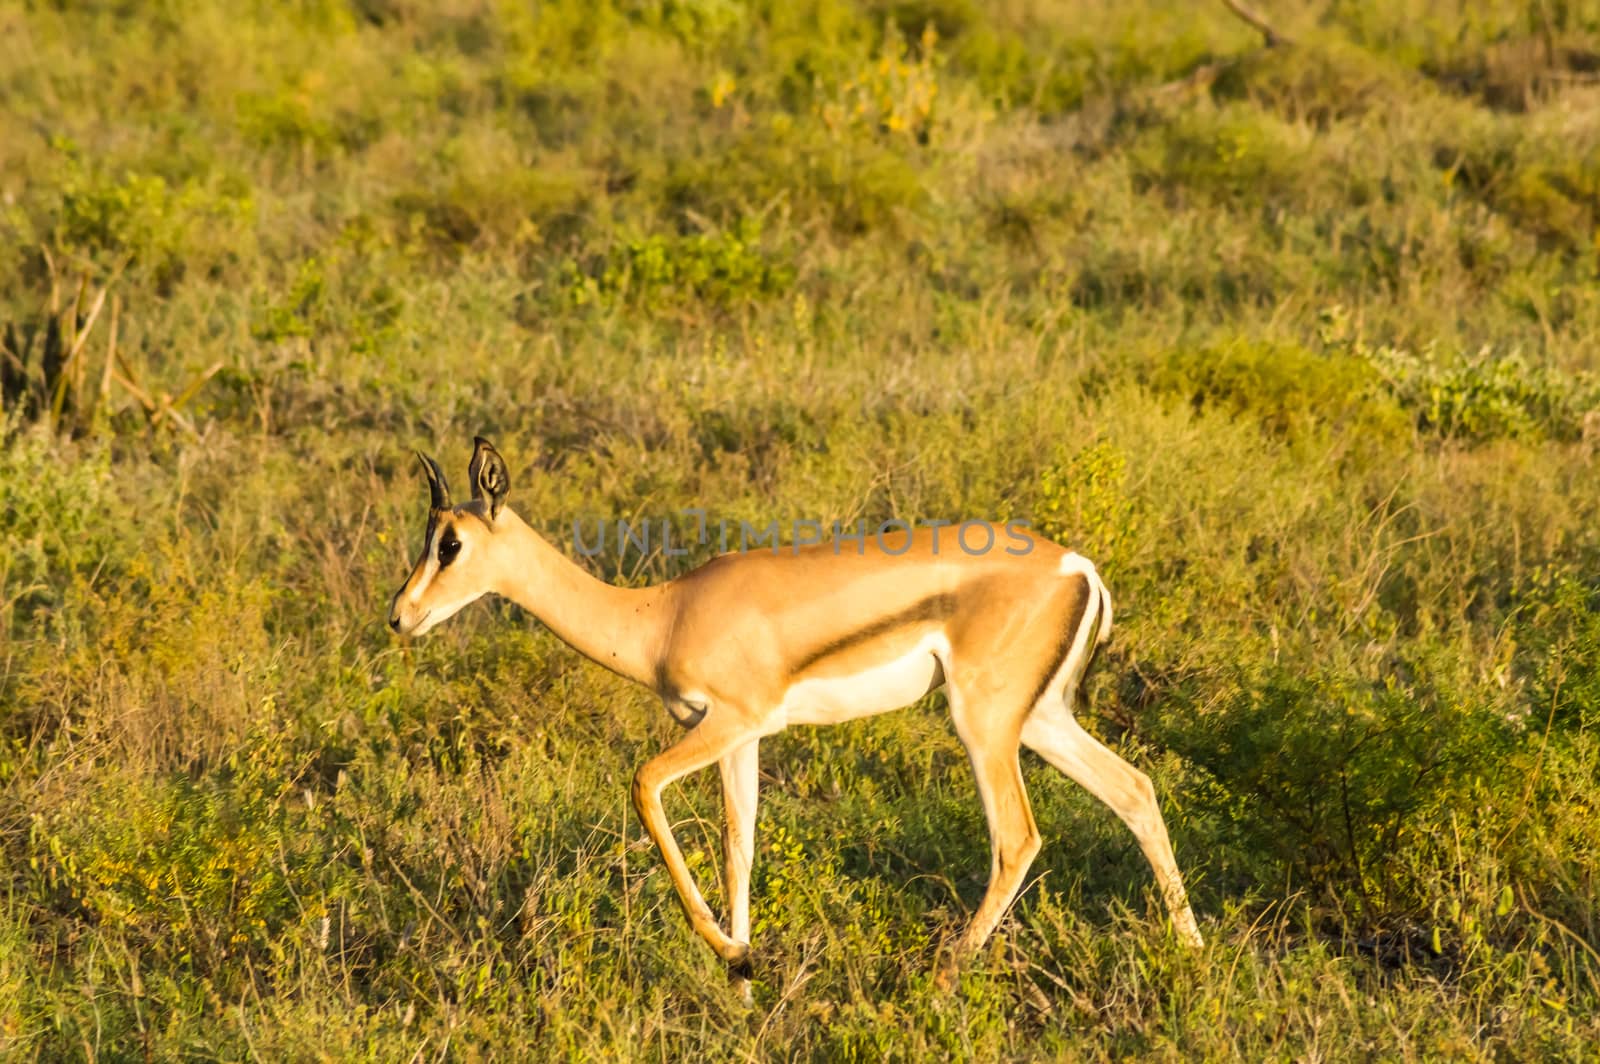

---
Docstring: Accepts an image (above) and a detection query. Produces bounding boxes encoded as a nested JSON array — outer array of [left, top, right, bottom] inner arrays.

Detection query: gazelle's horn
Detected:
[[417, 451, 452, 511]]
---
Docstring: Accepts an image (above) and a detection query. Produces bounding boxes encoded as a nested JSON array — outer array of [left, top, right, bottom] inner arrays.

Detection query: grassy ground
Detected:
[[3, 0, 1600, 1058]]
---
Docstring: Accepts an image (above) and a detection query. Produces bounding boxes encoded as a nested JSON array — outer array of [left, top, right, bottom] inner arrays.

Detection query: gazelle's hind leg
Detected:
[[934, 676, 1042, 986], [1020, 701, 1202, 946]]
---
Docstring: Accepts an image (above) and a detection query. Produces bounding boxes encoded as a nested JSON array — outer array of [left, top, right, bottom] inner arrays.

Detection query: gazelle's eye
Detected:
[[438, 533, 461, 567]]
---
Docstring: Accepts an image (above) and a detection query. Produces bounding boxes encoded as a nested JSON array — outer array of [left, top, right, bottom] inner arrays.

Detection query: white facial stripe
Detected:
[[408, 519, 446, 605]]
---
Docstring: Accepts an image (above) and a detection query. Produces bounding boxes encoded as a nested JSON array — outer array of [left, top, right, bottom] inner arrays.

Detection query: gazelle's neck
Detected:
[[490, 509, 669, 689]]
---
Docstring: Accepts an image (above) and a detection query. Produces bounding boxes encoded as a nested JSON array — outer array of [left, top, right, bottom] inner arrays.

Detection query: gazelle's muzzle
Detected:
[[388, 580, 432, 636]]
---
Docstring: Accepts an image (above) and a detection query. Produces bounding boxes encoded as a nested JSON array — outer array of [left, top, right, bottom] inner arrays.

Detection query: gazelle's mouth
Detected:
[[395, 608, 432, 637]]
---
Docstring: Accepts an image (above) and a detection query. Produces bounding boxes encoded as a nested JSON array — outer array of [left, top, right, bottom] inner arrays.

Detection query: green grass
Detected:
[[3, 0, 1599, 1058]]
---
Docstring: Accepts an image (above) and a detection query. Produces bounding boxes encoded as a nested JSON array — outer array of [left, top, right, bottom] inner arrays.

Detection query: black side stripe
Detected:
[[793, 592, 957, 675], [1025, 574, 1092, 711]]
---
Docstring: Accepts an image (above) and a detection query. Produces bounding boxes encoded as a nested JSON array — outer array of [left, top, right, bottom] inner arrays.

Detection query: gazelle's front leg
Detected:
[[632, 712, 767, 967], [720, 740, 760, 999]]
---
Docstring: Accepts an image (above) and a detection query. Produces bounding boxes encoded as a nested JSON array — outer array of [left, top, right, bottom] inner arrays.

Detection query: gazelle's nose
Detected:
[[389, 613, 401, 632]]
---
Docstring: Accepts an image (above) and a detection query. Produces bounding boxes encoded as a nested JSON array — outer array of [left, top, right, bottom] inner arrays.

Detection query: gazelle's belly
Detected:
[[780, 636, 947, 726]]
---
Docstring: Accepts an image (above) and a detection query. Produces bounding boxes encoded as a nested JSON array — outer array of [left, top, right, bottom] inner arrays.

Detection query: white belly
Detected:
[[781, 637, 947, 726]]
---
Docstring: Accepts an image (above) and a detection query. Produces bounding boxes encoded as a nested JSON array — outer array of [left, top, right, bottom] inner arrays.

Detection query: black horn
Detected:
[[416, 451, 452, 511]]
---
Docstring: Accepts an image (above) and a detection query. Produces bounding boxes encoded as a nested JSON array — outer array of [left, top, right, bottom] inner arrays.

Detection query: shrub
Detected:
[[1343, 337, 1600, 443], [235, 89, 340, 155], [563, 217, 794, 308], [1149, 338, 1411, 447], [1133, 103, 1317, 209], [1438, 130, 1600, 259], [817, 22, 943, 144], [28, 732, 309, 978], [1033, 441, 1146, 573], [53, 154, 255, 287], [1211, 38, 1414, 127], [249, 243, 404, 354], [1494, 162, 1600, 256], [0, 427, 123, 636], [1161, 657, 1514, 906], [949, 23, 1092, 114]]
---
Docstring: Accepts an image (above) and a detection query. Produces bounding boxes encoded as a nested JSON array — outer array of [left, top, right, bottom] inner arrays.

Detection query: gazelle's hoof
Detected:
[[725, 943, 754, 1004], [728, 951, 754, 983]]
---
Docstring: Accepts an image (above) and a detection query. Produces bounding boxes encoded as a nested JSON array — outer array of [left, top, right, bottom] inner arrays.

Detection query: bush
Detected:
[[29, 742, 306, 976], [1148, 338, 1411, 447], [1161, 656, 1514, 907], [1134, 104, 1315, 209], [816, 22, 943, 144], [1033, 440, 1145, 573], [1348, 339, 1600, 443], [53, 152, 255, 287], [1211, 38, 1413, 127], [563, 217, 794, 308], [0, 427, 124, 636]]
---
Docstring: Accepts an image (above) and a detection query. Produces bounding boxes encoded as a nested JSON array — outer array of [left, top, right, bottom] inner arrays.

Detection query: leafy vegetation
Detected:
[[2, 0, 1599, 1058]]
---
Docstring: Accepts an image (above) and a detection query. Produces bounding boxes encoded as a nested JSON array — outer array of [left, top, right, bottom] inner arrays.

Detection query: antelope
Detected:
[[388, 438, 1202, 995]]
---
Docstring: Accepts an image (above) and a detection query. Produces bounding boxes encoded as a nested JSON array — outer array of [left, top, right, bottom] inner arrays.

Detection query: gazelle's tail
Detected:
[[1091, 570, 1112, 647], [1074, 568, 1114, 712]]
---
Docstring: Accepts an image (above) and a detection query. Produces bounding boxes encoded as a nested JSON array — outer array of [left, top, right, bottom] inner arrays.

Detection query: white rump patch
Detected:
[[1058, 551, 1094, 577], [1058, 552, 1112, 645]]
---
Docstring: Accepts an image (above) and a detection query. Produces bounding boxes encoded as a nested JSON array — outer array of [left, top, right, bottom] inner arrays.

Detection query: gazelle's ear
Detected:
[[469, 436, 510, 519]]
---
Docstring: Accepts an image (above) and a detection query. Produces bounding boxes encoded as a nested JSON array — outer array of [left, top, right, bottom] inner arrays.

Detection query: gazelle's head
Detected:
[[388, 436, 512, 637]]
